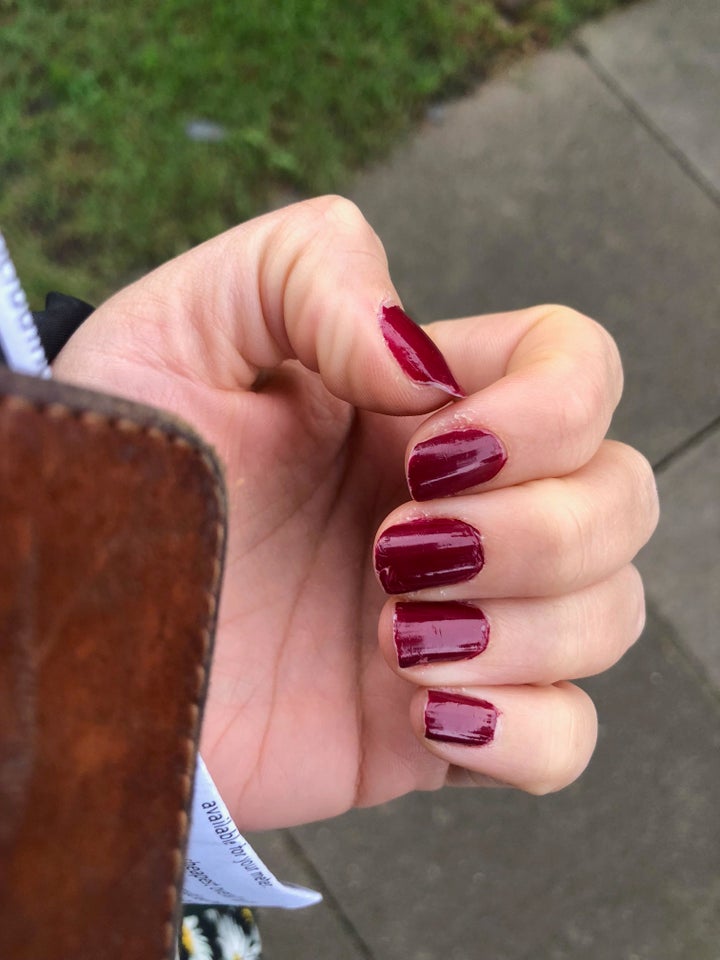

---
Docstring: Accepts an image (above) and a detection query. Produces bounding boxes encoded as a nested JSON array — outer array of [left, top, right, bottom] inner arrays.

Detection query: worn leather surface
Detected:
[[0, 367, 226, 960]]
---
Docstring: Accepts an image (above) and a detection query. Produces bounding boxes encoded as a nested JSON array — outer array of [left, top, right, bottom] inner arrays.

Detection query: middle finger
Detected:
[[373, 440, 658, 599]]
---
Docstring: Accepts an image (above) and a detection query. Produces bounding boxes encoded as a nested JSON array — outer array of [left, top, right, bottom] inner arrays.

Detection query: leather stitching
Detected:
[[0, 391, 225, 960]]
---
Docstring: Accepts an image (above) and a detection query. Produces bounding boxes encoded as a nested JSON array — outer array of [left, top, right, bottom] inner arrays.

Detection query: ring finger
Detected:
[[378, 564, 645, 686]]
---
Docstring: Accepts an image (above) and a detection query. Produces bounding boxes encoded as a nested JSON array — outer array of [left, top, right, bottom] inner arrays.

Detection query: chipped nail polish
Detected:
[[424, 690, 498, 746], [393, 601, 489, 667], [379, 304, 464, 398], [408, 428, 506, 501], [374, 517, 484, 594]]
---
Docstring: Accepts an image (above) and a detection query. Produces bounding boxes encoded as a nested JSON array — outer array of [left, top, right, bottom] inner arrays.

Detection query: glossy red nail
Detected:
[[374, 517, 484, 594], [379, 304, 465, 398], [394, 601, 490, 667], [424, 690, 498, 746], [408, 429, 507, 501]]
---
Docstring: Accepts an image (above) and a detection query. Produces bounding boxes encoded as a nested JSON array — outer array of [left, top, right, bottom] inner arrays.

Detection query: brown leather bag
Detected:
[[0, 367, 226, 959]]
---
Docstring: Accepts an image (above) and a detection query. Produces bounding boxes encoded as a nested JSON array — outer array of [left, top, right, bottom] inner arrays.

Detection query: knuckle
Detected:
[[286, 196, 373, 247], [547, 592, 587, 681], [538, 485, 593, 592], [626, 564, 648, 642], [636, 455, 660, 540], [300, 196, 384, 267], [557, 588, 597, 677], [545, 305, 622, 381], [588, 320, 623, 407], [318, 195, 371, 233], [558, 363, 606, 443], [602, 566, 648, 667], [540, 306, 624, 455], [534, 442, 658, 596], [527, 686, 598, 795], [601, 571, 646, 669], [575, 567, 646, 677], [616, 442, 660, 542], [533, 358, 609, 472]]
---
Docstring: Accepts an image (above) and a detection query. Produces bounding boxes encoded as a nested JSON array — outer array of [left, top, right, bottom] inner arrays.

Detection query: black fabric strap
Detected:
[[31, 291, 95, 364]]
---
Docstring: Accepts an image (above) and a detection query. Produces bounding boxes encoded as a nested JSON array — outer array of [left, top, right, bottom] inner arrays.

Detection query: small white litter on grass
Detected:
[[185, 119, 227, 143]]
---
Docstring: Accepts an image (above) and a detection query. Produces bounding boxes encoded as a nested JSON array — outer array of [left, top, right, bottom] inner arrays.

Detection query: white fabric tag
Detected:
[[183, 756, 322, 909], [0, 232, 50, 378]]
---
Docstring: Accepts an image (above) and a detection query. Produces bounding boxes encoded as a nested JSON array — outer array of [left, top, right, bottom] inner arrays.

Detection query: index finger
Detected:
[[406, 304, 623, 499]]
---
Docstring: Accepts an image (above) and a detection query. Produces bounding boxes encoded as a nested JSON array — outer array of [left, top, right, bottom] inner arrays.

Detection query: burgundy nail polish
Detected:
[[394, 601, 489, 667], [408, 429, 507, 501], [379, 304, 465, 398], [424, 690, 498, 746], [374, 517, 484, 594]]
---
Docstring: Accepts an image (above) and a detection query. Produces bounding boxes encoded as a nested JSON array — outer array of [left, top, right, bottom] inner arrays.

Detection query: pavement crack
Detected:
[[282, 830, 377, 960], [574, 38, 720, 211], [651, 413, 720, 475]]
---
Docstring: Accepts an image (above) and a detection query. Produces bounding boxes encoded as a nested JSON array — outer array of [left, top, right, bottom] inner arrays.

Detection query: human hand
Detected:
[[53, 197, 658, 830]]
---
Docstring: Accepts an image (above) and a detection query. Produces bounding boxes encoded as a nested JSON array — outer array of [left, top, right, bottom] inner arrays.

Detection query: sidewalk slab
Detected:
[[349, 48, 720, 466], [580, 0, 720, 195], [247, 830, 370, 959], [291, 609, 720, 960], [637, 426, 720, 687]]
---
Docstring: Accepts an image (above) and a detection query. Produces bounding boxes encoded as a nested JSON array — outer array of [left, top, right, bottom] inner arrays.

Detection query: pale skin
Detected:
[[54, 196, 659, 831]]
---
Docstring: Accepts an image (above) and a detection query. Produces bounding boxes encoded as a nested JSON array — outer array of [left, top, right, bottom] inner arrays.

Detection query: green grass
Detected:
[[0, 0, 630, 306]]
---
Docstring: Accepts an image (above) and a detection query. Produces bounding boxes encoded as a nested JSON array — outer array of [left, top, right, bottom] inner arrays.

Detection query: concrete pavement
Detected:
[[250, 2, 720, 956]]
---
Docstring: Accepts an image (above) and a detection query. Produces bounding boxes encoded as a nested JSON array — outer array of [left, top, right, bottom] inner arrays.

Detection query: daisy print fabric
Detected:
[[179, 906, 262, 960]]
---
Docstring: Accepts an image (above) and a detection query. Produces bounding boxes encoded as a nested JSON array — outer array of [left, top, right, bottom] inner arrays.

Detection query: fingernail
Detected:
[[374, 517, 484, 594], [379, 304, 465, 398], [408, 429, 507, 501], [394, 601, 490, 667], [424, 690, 498, 746]]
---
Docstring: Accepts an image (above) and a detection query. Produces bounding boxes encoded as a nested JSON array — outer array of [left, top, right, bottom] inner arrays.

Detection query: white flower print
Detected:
[[181, 914, 213, 960], [211, 910, 262, 960]]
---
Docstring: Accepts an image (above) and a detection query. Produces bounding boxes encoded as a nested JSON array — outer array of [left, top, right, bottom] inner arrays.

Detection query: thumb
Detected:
[[55, 196, 463, 414]]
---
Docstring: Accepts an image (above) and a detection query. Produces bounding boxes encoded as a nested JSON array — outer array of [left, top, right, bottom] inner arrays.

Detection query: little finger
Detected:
[[411, 682, 598, 795]]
